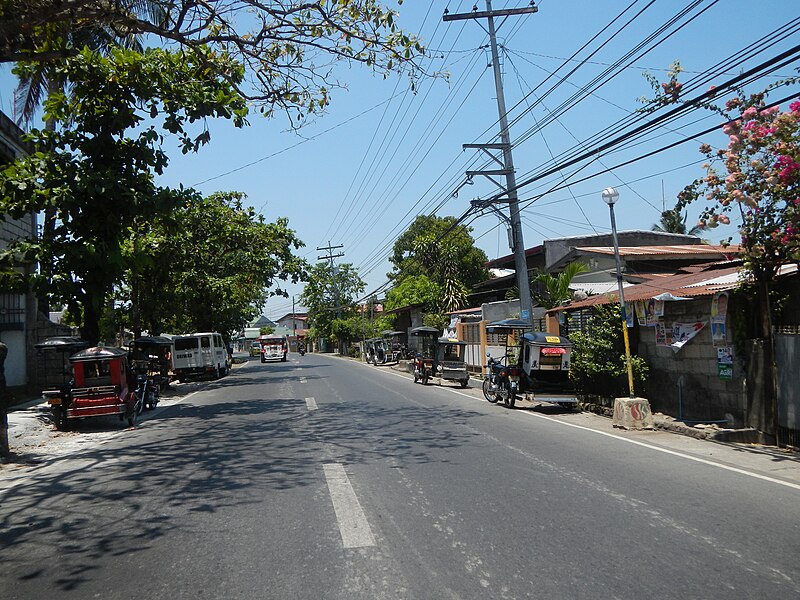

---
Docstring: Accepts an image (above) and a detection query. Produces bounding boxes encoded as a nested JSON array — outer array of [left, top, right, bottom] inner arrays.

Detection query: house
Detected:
[[550, 259, 800, 444], [275, 312, 308, 334], [471, 231, 711, 305], [0, 110, 40, 389], [275, 313, 309, 352]]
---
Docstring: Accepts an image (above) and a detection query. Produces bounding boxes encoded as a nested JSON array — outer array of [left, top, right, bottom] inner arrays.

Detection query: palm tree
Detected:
[[13, 2, 165, 126], [652, 208, 706, 236], [531, 262, 590, 309]]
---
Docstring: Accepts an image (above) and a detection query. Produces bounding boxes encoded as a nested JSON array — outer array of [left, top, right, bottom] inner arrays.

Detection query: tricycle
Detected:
[[485, 319, 577, 409], [42, 346, 140, 430], [381, 330, 406, 363], [409, 326, 438, 384], [128, 335, 173, 394], [364, 338, 379, 364], [433, 337, 470, 388]]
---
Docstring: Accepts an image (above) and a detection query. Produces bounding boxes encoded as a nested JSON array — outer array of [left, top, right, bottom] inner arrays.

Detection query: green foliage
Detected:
[[124, 191, 306, 338], [531, 262, 589, 309], [389, 215, 489, 289], [387, 215, 486, 317], [2, 0, 425, 120], [651, 207, 707, 236], [384, 275, 440, 311], [422, 312, 448, 331], [301, 262, 365, 344], [569, 304, 649, 398], [260, 326, 275, 336], [0, 47, 248, 343]]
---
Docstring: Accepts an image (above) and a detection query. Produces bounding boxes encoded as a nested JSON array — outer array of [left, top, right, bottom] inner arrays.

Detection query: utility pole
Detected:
[[317, 242, 345, 353], [292, 295, 297, 348], [444, 0, 537, 324]]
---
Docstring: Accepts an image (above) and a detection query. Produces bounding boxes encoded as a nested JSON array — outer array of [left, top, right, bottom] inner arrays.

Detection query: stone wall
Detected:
[[636, 295, 745, 426]]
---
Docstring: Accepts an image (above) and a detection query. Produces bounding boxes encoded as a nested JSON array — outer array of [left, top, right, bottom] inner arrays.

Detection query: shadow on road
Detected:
[[0, 364, 483, 592]]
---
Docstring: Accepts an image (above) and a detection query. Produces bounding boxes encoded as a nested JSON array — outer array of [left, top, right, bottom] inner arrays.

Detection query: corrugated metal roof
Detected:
[[550, 262, 745, 312], [575, 244, 738, 258]]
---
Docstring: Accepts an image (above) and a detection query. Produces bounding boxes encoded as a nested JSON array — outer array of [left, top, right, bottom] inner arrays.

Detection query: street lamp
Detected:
[[602, 187, 636, 398]]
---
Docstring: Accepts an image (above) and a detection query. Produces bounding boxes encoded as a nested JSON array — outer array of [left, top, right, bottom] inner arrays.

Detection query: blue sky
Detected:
[[2, 1, 799, 322]]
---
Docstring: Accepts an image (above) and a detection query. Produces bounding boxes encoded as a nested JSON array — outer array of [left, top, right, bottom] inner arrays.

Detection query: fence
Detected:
[[776, 329, 800, 449]]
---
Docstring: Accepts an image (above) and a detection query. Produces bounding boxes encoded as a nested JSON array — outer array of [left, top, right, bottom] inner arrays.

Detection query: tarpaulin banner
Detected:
[[670, 321, 705, 352]]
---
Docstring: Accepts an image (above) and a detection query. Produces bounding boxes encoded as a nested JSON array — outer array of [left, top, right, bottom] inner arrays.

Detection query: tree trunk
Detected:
[[80, 290, 103, 345], [744, 281, 778, 439]]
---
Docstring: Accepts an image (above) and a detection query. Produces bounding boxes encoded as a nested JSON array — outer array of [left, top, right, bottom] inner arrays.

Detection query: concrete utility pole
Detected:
[[444, 0, 537, 324], [316, 242, 345, 316], [317, 242, 345, 353]]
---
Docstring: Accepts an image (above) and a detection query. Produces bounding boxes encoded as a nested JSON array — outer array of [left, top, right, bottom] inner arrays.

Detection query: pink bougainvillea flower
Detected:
[[742, 106, 758, 119]]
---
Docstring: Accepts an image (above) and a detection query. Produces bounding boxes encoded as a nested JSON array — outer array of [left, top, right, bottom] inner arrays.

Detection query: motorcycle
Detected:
[[412, 353, 431, 385], [133, 372, 159, 412], [481, 353, 520, 408], [298, 344, 306, 356]]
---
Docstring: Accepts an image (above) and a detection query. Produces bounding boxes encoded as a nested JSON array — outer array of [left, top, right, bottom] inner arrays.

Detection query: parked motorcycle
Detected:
[[133, 372, 159, 412], [412, 353, 430, 385], [481, 353, 519, 408]]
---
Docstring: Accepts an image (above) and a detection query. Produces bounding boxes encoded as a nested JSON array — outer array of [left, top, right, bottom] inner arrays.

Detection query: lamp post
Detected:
[[602, 187, 636, 398]]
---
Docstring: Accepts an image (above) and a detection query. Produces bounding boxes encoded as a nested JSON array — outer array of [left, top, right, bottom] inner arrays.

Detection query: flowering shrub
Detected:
[[678, 92, 800, 282]]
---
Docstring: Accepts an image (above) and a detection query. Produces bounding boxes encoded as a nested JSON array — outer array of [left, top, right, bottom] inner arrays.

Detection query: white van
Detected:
[[172, 332, 229, 381]]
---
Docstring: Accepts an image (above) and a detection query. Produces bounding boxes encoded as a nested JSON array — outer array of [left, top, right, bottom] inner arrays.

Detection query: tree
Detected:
[[390, 215, 489, 288], [384, 274, 440, 312], [12, 0, 162, 125], [570, 304, 649, 399], [531, 262, 590, 309], [387, 215, 487, 322], [123, 191, 307, 338], [3, 0, 423, 120], [651, 66, 800, 434], [651, 207, 707, 236], [301, 262, 365, 350], [0, 47, 248, 343]]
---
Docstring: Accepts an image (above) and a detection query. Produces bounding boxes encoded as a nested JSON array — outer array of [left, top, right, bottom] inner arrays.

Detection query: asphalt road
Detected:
[[2, 353, 799, 599]]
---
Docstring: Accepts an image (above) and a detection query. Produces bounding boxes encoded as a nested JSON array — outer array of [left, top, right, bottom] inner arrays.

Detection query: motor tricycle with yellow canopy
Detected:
[[485, 319, 577, 409]]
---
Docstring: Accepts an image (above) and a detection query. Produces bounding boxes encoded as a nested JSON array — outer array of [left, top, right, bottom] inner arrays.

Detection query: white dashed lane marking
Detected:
[[323, 463, 376, 548]]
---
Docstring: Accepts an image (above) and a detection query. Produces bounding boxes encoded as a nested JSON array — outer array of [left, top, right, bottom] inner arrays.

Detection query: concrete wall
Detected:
[[543, 231, 701, 271], [636, 296, 745, 426], [481, 299, 520, 323]]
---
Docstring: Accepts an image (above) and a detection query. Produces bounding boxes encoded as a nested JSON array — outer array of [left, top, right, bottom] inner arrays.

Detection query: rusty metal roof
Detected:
[[550, 261, 745, 312]]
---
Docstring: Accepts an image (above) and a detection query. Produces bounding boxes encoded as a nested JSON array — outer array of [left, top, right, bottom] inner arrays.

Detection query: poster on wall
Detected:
[[711, 292, 729, 322], [645, 299, 658, 326], [711, 320, 727, 345], [718, 363, 733, 380], [717, 346, 734, 380], [443, 315, 459, 340], [717, 347, 733, 364], [670, 321, 706, 352], [710, 292, 729, 346], [655, 321, 672, 346], [625, 302, 634, 328], [635, 301, 647, 326]]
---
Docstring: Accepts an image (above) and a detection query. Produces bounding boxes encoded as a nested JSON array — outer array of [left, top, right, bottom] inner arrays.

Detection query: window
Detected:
[[201, 336, 211, 348], [175, 337, 199, 351]]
